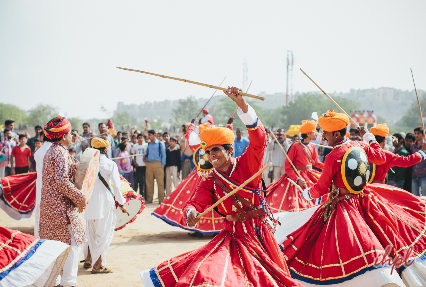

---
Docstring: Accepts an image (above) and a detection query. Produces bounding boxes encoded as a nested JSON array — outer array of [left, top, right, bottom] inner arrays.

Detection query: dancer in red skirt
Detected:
[[367, 123, 425, 185], [266, 120, 324, 213], [280, 110, 426, 286], [151, 118, 234, 237], [141, 87, 302, 287]]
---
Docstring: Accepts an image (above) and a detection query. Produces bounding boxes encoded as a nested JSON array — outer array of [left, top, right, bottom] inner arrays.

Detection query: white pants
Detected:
[[273, 166, 285, 181], [263, 170, 272, 186], [165, 166, 179, 196], [34, 203, 40, 239], [83, 211, 116, 267], [55, 226, 82, 287]]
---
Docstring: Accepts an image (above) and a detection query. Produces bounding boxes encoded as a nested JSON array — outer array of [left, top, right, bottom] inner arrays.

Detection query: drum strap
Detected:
[[98, 173, 129, 216]]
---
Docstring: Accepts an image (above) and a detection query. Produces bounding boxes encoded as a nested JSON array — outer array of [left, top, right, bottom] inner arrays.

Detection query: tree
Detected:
[[0, 103, 27, 127], [114, 111, 137, 131], [397, 92, 426, 129], [68, 117, 83, 132], [171, 96, 201, 125], [26, 104, 59, 128]]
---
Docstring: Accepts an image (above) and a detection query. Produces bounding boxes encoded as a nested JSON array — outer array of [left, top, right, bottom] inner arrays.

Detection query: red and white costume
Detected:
[[266, 141, 323, 212], [142, 105, 301, 287], [277, 137, 426, 286]]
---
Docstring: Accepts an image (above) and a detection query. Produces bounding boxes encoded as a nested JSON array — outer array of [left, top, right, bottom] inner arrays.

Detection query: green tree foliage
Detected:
[[397, 92, 426, 130], [0, 103, 27, 127], [27, 104, 59, 127], [171, 96, 201, 125], [68, 118, 83, 132], [114, 111, 137, 131]]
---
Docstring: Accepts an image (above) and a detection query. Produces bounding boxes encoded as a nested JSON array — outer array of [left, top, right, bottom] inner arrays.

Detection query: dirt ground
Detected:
[[0, 190, 215, 287]]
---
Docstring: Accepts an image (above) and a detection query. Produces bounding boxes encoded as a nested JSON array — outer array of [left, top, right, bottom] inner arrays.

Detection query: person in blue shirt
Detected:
[[144, 130, 167, 203], [233, 128, 249, 158]]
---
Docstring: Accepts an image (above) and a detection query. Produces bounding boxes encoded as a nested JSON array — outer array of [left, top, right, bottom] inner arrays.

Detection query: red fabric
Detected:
[[374, 150, 421, 181], [11, 146, 31, 168], [282, 184, 426, 283], [153, 120, 301, 286], [152, 170, 225, 233], [43, 116, 71, 140], [309, 139, 386, 199], [266, 142, 323, 212], [1, 172, 37, 214], [0, 227, 38, 272]]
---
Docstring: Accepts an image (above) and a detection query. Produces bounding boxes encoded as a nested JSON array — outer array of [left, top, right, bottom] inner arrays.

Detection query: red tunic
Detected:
[[146, 119, 302, 287], [281, 139, 426, 285], [373, 149, 421, 182], [266, 142, 323, 212]]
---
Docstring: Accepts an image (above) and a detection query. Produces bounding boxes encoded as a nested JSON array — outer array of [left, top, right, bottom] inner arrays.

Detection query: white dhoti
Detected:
[[84, 209, 117, 267], [34, 203, 40, 238]]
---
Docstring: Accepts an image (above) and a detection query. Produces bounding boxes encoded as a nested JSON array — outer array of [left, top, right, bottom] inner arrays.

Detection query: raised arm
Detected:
[[386, 149, 424, 168]]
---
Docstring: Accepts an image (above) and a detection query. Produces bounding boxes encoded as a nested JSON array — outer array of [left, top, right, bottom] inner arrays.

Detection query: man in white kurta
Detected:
[[83, 137, 126, 272], [33, 140, 52, 238]]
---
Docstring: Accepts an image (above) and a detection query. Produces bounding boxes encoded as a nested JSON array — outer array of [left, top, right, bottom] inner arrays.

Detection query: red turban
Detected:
[[202, 109, 209, 114], [44, 116, 71, 140]]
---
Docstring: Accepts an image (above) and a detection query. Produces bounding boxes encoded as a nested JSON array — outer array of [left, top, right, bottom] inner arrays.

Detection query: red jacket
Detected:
[[285, 142, 324, 182], [374, 149, 422, 181], [309, 139, 385, 199], [183, 121, 266, 216]]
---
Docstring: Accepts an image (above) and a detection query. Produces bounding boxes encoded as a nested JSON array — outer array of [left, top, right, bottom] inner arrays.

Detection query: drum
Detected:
[[75, 148, 100, 204], [114, 177, 145, 231]]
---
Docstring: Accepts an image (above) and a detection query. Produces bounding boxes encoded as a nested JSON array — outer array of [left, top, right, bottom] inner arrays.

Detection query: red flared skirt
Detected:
[[142, 217, 302, 287], [266, 169, 320, 213], [152, 170, 225, 234], [282, 183, 426, 285], [0, 172, 37, 220]]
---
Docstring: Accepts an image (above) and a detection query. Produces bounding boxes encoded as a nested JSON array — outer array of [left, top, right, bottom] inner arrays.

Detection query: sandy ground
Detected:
[[0, 188, 215, 287]]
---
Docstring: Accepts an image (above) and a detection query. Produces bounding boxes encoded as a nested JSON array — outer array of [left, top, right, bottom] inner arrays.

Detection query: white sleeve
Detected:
[[111, 163, 126, 205], [237, 104, 258, 126], [186, 209, 197, 228]]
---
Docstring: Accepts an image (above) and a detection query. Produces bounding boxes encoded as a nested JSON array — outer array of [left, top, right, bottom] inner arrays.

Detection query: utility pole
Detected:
[[286, 50, 294, 105]]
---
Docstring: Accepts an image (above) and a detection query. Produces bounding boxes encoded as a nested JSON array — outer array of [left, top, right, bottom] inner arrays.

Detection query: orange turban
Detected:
[[198, 125, 235, 150], [299, 120, 317, 134], [370, 123, 389, 137], [318, 110, 349, 132]]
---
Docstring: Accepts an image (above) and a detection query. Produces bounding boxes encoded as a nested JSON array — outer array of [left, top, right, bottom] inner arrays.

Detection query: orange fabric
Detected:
[[91, 137, 109, 149], [299, 120, 317, 134], [198, 125, 234, 150], [318, 110, 349, 132], [370, 123, 389, 137]]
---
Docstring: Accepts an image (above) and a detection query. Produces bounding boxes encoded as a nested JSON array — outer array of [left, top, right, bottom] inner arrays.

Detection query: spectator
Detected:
[[117, 142, 134, 187], [388, 133, 409, 189], [70, 130, 83, 160], [30, 138, 42, 172], [11, 134, 31, 175], [267, 128, 288, 181], [145, 130, 166, 203], [165, 137, 181, 196], [411, 127, 426, 196], [292, 134, 299, 143], [131, 134, 137, 147], [0, 128, 17, 177], [68, 147, 77, 159], [0, 120, 18, 142], [27, 125, 43, 153], [163, 132, 170, 148], [180, 131, 193, 180], [98, 123, 116, 159], [233, 128, 249, 158], [114, 131, 122, 148], [132, 134, 148, 197], [349, 128, 360, 140], [115, 136, 129, 157], [81, 122, 93, 151], [156, 133, 164, 143], [404, 133, 415, 193]]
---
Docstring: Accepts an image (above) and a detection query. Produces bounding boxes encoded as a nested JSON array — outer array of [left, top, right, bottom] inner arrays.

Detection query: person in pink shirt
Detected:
[[117, 142, 134, 187]]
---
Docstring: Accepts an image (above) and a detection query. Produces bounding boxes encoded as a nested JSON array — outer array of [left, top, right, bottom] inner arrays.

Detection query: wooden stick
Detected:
[[70, 132, 107, 146], [270, 132, 302, 178], [196, 77, 227, 118], [196, 163, 271, 220], [411, 68, 426, 141], [111, 153, 144, 160], [117, 67, 264, 101], [232, 80, 252, 117], [300, 68, 358, 128]]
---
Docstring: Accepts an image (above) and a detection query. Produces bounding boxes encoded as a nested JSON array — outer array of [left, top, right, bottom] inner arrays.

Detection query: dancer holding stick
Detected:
[[140, 86, 301, 287]]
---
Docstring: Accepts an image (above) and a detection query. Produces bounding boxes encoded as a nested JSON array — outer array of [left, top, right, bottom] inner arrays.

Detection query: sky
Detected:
[[1, 1, 425, 119]]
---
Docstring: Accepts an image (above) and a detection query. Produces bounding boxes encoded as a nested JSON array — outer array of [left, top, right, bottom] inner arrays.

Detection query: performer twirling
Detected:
[[266, 120, 324, 213], [38, 116, 87, 287], [368, 123, 425, 185], [82, 137, 127, 273], [280, 110, 426, 286], [141, 87, 301, 287]]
